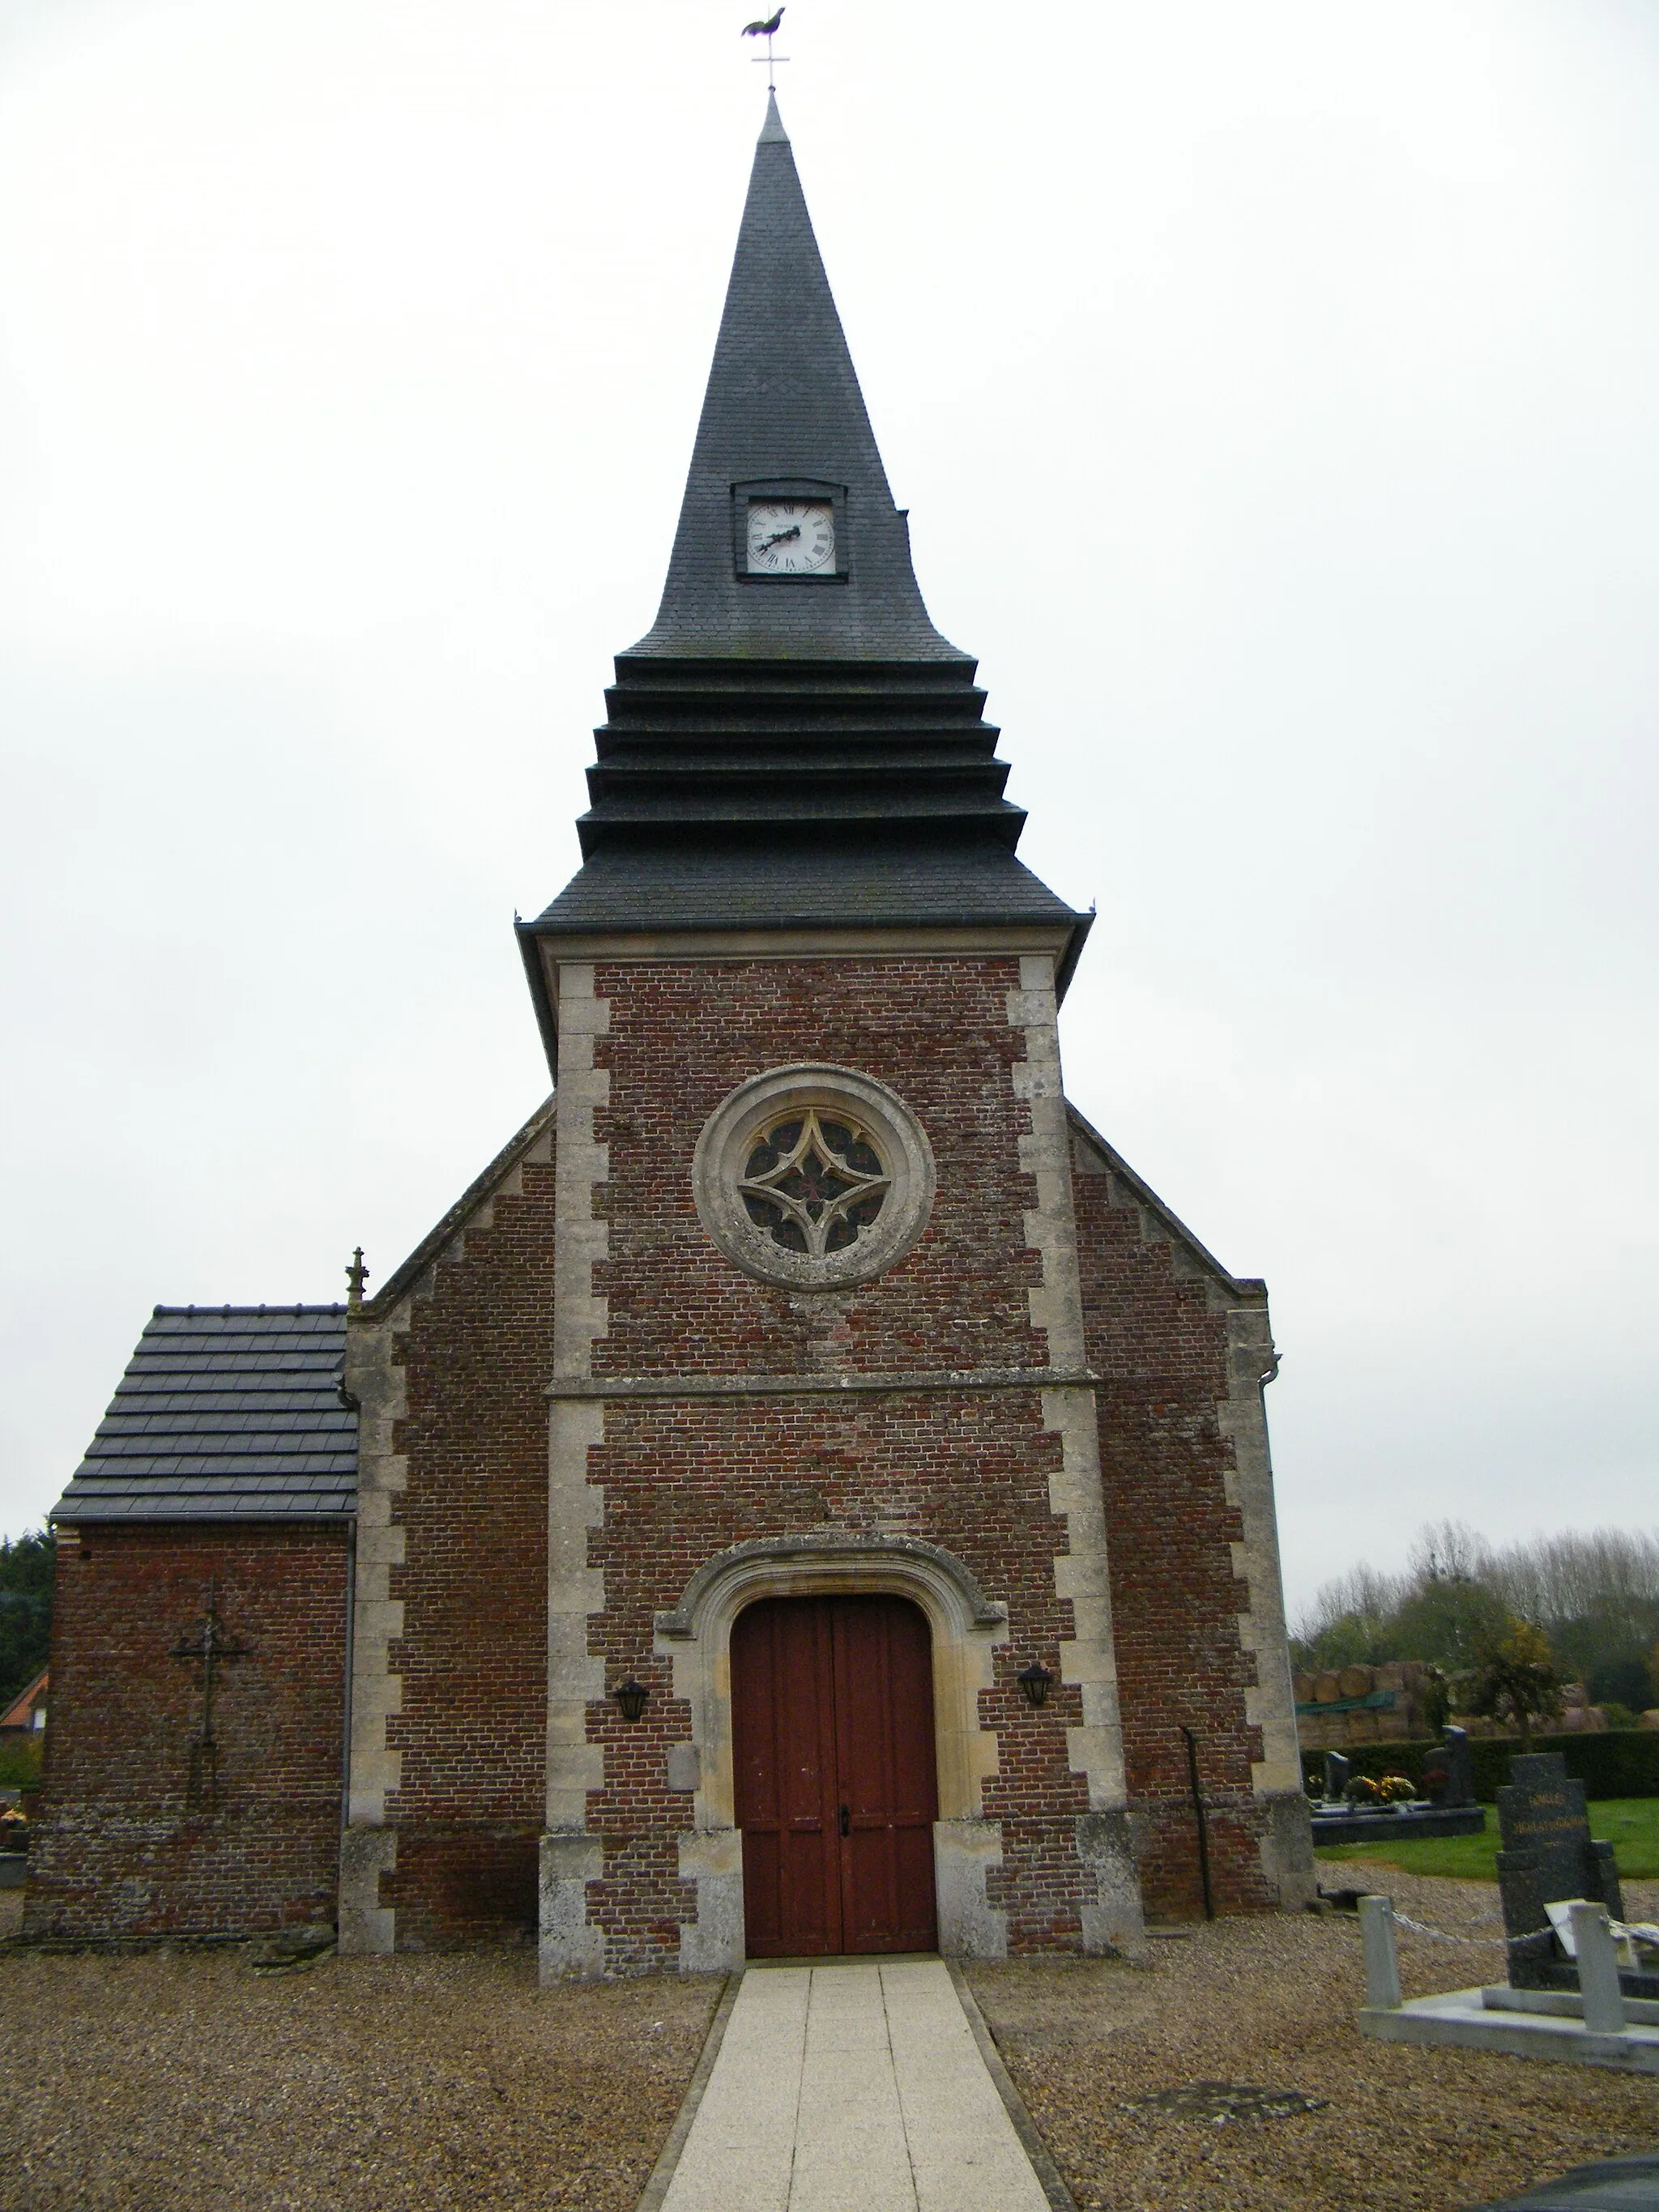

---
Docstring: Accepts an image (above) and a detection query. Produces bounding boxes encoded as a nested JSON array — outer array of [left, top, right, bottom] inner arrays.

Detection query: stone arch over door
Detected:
[[654, 1533, 1010, 1971]]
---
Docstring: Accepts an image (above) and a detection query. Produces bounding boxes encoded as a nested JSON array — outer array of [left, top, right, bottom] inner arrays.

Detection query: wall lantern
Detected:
[[1017, 1661, 1055, 1709], [612, 1677, 650, 1724]]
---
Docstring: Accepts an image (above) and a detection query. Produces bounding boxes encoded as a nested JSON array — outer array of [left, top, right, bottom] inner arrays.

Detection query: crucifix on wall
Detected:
[[169, 1577, 249, 1810]]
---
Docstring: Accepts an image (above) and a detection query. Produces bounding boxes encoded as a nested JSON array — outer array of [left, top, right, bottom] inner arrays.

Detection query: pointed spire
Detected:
[[513, 100, 1093, 1046], [630, 96, 962, 662]]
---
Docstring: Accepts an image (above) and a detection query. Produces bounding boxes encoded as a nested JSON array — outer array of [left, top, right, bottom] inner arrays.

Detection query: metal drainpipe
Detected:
[[1179, 1725, 1215, 1921]]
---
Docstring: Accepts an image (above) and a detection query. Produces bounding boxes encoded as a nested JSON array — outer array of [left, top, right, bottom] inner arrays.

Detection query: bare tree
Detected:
[[1295, 1520, 1659, 1706]]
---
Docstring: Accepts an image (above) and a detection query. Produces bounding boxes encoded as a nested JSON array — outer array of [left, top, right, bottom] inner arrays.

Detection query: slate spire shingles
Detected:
[[631, 89, 959, 664], [521, 95, 1090, 998]]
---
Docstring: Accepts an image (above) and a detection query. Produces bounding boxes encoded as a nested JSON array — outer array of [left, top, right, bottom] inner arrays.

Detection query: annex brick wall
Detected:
[[578, 954, 1106, 1969], [1072, 1171, 1277, 1920], [25, 1524, 348, 1941], [375, 1143, 557, 1948]]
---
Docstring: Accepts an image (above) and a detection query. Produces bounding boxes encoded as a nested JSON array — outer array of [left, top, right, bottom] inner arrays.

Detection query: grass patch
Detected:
[[1315, 1797, 1659, 1882]]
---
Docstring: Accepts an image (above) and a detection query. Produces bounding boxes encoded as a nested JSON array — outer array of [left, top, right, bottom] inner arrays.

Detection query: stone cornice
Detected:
[[546, 1366, 1098, 1400]]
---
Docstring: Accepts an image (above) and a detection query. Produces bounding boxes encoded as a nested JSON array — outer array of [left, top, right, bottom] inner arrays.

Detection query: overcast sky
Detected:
[[2, 0, 1655, 1617]]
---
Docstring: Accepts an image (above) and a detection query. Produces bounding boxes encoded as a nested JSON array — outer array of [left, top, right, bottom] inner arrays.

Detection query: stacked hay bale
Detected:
[[1290, 1660, 1436, 1749]]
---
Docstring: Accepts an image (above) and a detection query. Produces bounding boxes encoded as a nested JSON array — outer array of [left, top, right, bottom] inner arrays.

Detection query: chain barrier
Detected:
[[1388, 1911, 1523, 1950], [1387, 1907, 1659, 1954]]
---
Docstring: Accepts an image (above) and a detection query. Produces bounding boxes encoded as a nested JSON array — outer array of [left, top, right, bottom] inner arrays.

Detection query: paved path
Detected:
[[659, 1958, 1053, 2212]]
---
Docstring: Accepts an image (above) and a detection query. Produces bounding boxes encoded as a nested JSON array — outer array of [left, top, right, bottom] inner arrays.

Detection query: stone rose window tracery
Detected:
[[740, 1110, 891, 1259], [693, 1066, 936, 1290]]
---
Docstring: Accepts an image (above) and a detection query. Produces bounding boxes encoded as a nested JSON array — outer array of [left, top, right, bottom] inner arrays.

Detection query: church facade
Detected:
[[29, 98, 1312, 1972]]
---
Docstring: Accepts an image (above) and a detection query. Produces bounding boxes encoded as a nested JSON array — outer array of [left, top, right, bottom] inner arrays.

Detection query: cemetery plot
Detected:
[[1316, 1798, 1659, 1884], [966, 1866, 1659, 2212], [1122, 2082, 1328, 2123], [1495, 1754, 1656, 1998]]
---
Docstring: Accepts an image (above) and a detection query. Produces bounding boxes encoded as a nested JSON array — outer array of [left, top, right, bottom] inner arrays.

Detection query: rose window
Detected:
[[739, 1110, 890, 1259]]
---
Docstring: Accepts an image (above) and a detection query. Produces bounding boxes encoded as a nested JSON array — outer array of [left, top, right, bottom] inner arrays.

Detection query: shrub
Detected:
[[1463, 1615, 1563, 1750], [1307, 1729, 1659, 1804], [0, 1737, 42, 1789]]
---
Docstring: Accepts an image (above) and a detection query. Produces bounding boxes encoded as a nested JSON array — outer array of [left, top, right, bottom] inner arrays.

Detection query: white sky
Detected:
[[2, 0, 1654, 1617]]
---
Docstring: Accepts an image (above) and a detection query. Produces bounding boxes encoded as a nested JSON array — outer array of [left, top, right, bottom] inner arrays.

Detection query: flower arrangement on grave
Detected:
[[1421, 1764, 1449, 1802], [1343, 1774, 1382, 1807], [1377, 1773, 1416, 1806], [0, 1806, 28, 1853]]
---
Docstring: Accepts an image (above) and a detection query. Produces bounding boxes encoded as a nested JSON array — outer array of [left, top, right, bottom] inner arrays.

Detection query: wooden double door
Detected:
[[731, 1595, 939, 1958]]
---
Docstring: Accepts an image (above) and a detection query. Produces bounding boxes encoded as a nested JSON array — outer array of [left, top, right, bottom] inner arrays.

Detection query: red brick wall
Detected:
[[364, 953, 1282, 1958], [580, 955, 1102, 1968], [1073, 1171, 1276, 1920], [25, 1524, 348, 1940], [586, 1391, 1090, 1965], [592, 957, 1044, 1382], [377, 1143, 557, 1948]]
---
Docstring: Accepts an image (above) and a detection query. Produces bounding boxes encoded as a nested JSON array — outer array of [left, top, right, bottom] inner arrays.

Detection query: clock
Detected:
[[745, 499, 835, 575]]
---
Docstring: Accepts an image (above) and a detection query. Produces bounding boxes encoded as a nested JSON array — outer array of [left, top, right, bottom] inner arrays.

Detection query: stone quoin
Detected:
[[28, 91, 1312, 1967]]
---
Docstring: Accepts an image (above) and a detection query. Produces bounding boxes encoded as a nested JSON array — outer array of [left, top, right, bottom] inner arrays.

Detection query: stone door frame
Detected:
[[654, 1532, 1011, 1971]]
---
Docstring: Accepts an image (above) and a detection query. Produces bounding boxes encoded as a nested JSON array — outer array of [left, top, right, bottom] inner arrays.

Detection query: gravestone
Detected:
[[1323, 1751, 1350, 1805], [1495, 1753, 1623, 1988], [1440, 1726, 1474, 1808]]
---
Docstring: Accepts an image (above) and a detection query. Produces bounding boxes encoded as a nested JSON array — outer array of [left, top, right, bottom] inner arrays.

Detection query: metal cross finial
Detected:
[[346, 1245, 369, 1309], [741, 7, 790, 92], [170, 1578, 249, 1808]]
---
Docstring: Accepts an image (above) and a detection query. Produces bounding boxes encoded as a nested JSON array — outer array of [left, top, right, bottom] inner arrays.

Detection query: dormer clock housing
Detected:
[[732, 478, 848, 582]]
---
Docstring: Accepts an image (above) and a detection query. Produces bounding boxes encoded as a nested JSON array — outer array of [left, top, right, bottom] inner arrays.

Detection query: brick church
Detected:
[[30, 96, 1312, 1971]]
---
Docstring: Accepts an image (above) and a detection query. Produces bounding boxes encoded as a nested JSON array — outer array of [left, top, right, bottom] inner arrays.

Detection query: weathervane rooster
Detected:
[[742, 7, 787, 91]]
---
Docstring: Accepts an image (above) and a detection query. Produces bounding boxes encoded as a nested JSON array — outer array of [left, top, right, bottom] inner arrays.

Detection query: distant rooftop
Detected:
[[52, 1306, 356, 1524]]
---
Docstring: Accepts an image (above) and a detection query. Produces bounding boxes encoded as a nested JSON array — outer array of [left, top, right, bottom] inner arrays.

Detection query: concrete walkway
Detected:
[[658, 1958, 1054, 2212]]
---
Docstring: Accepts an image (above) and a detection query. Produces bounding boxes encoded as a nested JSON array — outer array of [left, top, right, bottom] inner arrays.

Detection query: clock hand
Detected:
[[758, 526, 802, 552]]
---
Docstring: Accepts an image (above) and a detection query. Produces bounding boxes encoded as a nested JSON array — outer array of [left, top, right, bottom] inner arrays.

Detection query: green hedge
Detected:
[[0, 1738, 41, 1789], [1300, 1729, 1659, 1805]]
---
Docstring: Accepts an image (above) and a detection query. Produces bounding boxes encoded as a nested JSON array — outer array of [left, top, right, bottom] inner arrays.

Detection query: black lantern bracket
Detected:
[[612, 1677, 650, 1724], [1017, 1660, 1055, 1709]]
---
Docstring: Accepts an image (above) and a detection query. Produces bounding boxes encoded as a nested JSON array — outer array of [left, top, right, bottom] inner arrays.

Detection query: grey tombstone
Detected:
[[1495, 1752, 1624, 1988], [1323, 1751, 1350, 1805], [1440, 1726, 1475, 1808]]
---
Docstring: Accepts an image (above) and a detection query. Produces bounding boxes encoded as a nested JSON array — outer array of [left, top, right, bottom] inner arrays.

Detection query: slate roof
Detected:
[[630, 93, 962, 663], [52, 1306, 356, 1524], [531, 833, 1081, 936], [519, 95, 1090, 1017]]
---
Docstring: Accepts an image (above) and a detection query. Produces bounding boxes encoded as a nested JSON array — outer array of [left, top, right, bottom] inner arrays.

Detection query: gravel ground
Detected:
[[0, 1893, 720, 2212], [966, 1874, 1659, 2212], [3, 1877, 1653, 2212]]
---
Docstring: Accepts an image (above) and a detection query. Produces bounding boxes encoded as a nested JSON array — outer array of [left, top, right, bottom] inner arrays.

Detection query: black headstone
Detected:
[[1324, 1751, 1350, 1804], [1440, 1726, 1475, 1808], [1495, 1753, 1625, 1987]]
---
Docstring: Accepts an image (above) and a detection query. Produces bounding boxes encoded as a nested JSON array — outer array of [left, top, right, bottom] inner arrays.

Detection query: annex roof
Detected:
[[52, 1306, 356, 1524]]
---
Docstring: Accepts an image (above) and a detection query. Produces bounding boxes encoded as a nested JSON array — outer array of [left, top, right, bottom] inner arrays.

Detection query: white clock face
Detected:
[[746, 500, 835, 575]]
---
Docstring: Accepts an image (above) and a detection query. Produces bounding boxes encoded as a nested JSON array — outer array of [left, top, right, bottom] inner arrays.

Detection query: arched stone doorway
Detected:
[[652, 1532, 1010, 1971], [731, 1593, 938, 1956]]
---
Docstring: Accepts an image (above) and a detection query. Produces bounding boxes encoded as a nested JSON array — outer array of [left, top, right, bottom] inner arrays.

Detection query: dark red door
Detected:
[[731, 1595, 938, 1958]]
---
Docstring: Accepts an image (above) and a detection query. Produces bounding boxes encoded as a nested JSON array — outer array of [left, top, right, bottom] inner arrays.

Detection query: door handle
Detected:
[[839, 1804, 850, 1838]]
